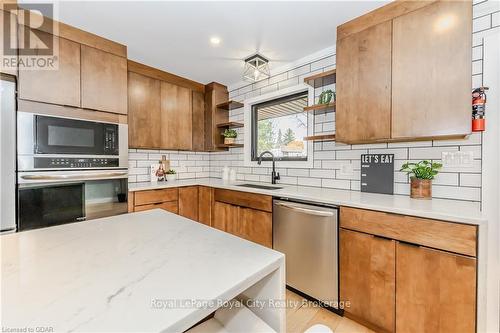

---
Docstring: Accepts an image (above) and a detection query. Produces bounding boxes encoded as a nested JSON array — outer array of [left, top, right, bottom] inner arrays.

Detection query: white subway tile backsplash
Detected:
[[460, 173, 482, 187], [409, 146, 459, 160]]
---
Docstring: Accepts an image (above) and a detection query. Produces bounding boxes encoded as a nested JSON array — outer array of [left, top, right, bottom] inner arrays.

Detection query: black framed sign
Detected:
[[360, 154, 394, 195]]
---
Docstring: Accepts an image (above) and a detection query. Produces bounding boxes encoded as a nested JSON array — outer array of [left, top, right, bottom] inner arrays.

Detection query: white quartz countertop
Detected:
[[129, 178, 486, 225], [1, 210, 284, 332]]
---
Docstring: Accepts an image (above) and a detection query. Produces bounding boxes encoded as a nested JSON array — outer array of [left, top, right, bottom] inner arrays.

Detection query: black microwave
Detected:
[[35, 115, 119, 155]]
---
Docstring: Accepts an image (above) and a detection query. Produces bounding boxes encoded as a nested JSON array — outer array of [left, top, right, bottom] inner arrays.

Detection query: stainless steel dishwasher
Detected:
[[273, 198, 338, 307]]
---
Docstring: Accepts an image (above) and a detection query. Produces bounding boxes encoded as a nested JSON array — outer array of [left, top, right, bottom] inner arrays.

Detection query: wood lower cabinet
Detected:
[[81, 45, 127, 114], [213, 201, 239, 235], [340, 228, 395, 333], [396, 243, 476, 333], [340, 206, 477, 333], [134, 201, 178, 214], [238, 207, 272, 248], [128, 188, 178, 214], [127, 72, 161, 148], [18, 30, 81, 107], [178, 186, 199, 221], [336, 20, 392, 143], [198, 186, 213, 226]]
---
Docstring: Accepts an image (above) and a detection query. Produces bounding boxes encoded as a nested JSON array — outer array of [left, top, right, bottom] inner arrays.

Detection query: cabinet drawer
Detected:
[[340, 207, 477, 257], [214, 189, 272, 212], [134, 201, 178, 214], [134, 188, 179, 206]]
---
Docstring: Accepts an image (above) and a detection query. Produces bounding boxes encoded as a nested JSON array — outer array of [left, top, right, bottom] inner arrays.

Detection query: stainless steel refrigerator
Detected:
[[0, 75, 17, 232]]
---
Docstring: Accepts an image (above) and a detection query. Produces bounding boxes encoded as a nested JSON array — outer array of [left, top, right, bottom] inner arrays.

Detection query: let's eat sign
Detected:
[[361, 154, 395, 195]]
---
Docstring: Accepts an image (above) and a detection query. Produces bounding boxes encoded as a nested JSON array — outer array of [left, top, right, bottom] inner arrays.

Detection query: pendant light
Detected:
[[242, 54, 270, 82]]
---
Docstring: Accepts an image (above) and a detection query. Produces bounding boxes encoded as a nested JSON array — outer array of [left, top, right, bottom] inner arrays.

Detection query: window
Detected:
[[251, 91, 308, 161]]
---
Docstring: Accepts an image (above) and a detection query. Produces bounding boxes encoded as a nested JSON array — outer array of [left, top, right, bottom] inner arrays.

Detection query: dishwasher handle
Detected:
[[274, 201, 335, 217]]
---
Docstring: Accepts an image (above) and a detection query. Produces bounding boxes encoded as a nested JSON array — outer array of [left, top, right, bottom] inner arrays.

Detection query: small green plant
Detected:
[[222, 129, 237, 138], [318, 89, 335, 104], [166, 169, 176, 175], [400, 160, 442, 180]]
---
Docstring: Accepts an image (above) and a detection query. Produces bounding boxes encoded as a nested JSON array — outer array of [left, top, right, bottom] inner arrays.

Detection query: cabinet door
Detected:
[[18, 30, 80, 106], [392, 1, 471, 139], [213, 201, 238, 234], [396, 243, 476, 333], [238, 207, 272, 248], [178, 186, 199, 221], [160, 82, 192, 150], [134, 201, 178, 214], [128, 72, 161, 148], [340, 228, 395, 333], [336, 21, 392, 144], [192, 90, 205, 151], [81, 45, 127, 114], [198, 186, 213, 226]]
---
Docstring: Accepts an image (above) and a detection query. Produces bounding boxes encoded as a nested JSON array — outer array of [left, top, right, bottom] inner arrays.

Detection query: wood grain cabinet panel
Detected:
[[1, 9, 18, 76], [391, 0, 472, 139], [213, 201, 239, 235], [340, 228, 396, 333], [396, 243, 476, 333], [198, 186, 213, 226], [134, 188, 178, 206], [336, 20, 392, 144], [18, 30, 81, 106], [133, 201, 178, 214], [238, 207, 272, 248], [128, 72, 161, 148], [178, 186, 199, 221], [81, 45, 127, 114], [192, 91, 205, 151], [160, 82, 193, 150]]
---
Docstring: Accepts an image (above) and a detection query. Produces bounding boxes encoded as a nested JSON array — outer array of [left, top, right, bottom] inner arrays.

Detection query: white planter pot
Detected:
[[166, 174, 177, 182]]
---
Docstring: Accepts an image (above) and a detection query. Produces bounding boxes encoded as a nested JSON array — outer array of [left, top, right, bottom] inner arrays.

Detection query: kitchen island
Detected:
[[1, 209, 285, 332]]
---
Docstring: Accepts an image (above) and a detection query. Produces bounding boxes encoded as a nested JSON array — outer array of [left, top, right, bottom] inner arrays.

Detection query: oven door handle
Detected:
[[20, 171, 128, 181]]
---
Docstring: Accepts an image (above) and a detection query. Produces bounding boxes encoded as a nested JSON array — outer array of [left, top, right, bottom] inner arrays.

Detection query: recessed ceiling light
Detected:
[[210, 36, 221, 46]]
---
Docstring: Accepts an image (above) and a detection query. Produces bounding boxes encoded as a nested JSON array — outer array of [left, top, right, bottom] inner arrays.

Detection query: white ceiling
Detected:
[[27, 1, 389, 86]]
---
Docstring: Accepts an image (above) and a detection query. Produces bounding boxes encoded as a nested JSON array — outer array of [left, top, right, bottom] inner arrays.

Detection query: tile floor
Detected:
[[286, 290, 375, 333]]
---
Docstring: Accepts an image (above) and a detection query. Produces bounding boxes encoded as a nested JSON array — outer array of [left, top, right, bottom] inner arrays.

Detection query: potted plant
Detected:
[[165, 169, 177, 182], [222, 129, 237, 145], [318, 89, 335, 104], [400, 160, 442, 199]]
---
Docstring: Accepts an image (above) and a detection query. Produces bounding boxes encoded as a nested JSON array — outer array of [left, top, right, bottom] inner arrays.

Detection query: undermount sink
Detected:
[[236, 183, 283, 190]]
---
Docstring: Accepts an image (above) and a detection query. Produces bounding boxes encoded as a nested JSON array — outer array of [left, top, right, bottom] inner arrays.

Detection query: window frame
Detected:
[[243, 84, 314, 169], [251, 91, 309, 162]]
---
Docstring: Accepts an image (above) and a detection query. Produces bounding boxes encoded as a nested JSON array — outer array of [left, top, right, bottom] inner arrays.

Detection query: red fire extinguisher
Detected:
[[472, 86, 489, 132]]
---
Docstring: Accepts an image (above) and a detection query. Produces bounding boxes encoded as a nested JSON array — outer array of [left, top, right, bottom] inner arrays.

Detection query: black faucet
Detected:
[[257, 151, 280, 184]]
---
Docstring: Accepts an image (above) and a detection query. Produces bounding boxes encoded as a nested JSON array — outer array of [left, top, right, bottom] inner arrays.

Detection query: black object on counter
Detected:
[[360, 154, 394, 195]]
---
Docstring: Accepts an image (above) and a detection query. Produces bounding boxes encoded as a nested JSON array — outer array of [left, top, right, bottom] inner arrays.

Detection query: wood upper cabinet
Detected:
[[81, 45, 127, 114], [128, 72, 161, 148], [336, 0, 472, 144], [1, 9, 18, 76], [204, 82, 229, 151], [391, 0, 472, 139], [192, 90, 205, 151], [396, 243, 476, 333], [18, 30, 81, 107], [178, 186, 199, 221], [336, 20, 392, 143], [160, 82, 193, 150], [340, 228, 396, 333]]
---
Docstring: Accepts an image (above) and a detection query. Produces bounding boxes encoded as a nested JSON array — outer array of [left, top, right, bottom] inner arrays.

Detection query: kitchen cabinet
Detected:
[[192, 91, 205, 151], [339, 206, 477, 333], [198, 186, 213, 226], [204, 82, 229, 151], [18, 30, 81, 107], [336, 0, 471, 144], [1, 9, 18, 76], [213, 189, 272, 247], [128, 188, 178, 214], [128, 72, 161, 148], [160, 82, 193, 150], [396, 243, 476, 333], [81, 45, 128, 114], [336, 21, 392, 143], [391, 0, 471, 139], [178, 186, 199, 221], [340, 228, 395, 333]]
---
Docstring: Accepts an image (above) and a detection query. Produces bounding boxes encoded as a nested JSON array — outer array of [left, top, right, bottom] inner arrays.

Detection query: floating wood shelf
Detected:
[[304, 69, 336, 87], [216, 143, 244, 148], [304, 102, 335, 112], [216, 122, 244, 128], [216, 100, 244, 110], [303, 134, 336, 141]]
